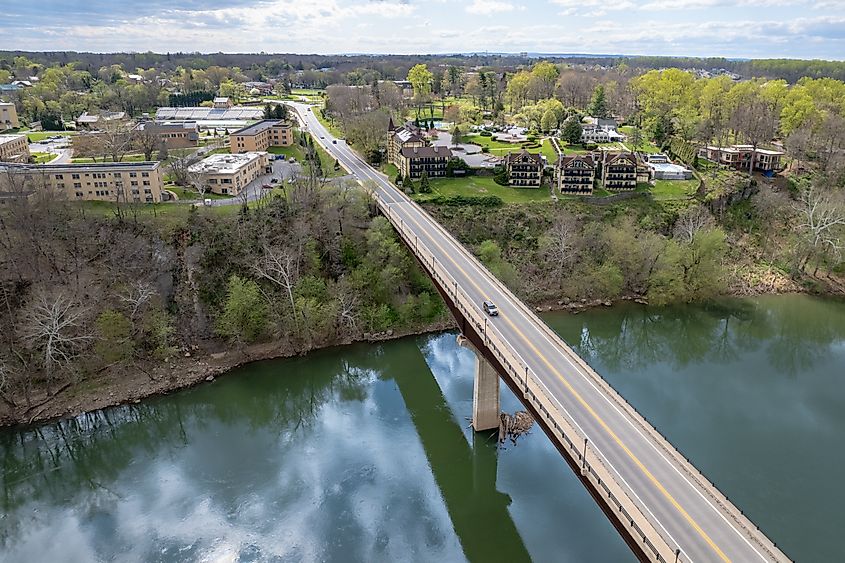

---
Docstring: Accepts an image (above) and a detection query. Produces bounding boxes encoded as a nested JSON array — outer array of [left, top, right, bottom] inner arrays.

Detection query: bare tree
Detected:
[[98, 119, 136, 163], [335, 279, 360, 331], [253, 244, 302, 326], [21, 292, 92, 383], [120, 281, 157, 321], [794, 182, 845, 272], [134, 123, 162, 161], [539, 213, 579, 281], [673, 206, 716, 242]]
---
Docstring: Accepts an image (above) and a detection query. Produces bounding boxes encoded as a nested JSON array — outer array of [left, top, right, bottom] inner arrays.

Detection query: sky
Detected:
[[2, 0, 845, 60]]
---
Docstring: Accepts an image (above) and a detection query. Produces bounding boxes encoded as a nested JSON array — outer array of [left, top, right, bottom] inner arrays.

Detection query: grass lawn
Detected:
[[163, 186, 233, 201], [650, 179, 700, 200], [381, 162, 399, 180], [313, 108, 344, 138], [268, 144, 305, 160], [416, 175, 551, 204], [31, 152, 55, 163], [271, 135, 344, 178], [72, 153, 148, 164], [27, 131, 75, 142]]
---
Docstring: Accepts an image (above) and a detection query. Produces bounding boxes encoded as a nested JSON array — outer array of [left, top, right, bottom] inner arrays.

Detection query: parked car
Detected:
[[332, 139, 337, 144], [288, 157, 296, 163], [261, 183, 272, 189], [483, 300, 499, 316], [270, 178, 279, 184]]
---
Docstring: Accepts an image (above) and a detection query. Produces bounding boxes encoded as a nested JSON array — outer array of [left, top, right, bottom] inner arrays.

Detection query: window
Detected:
[[143, 180, 150, 186], [72, 174, 80, 179], [55, 174, 63, 180], [129, 172, 137, 178], [131, 181, 138, 186], [73, 182, 81, 188], [141, 172, 149, 177]]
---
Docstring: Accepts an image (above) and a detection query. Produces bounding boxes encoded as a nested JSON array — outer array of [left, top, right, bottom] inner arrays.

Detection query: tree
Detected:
[[794, 181, 845, 273], [21, 292, 92, 382], [588, 85, 608, 118], [673, 206, 715, 243], [95, 309, 134, 364], [407, 64, 433, 118], [134, 124, 161, 161], [451, 124, 463, 147], [254, 244, 302, 326], [539, 213, 578, 282], [216, 274, 267, 343], [561, 115, 583, 145], [418, 171, 431, 193], [541, 109, 557, 133], [263, 103, 274, 119]]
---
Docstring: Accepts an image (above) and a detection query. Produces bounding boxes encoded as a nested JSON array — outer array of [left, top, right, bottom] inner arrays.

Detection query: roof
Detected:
[[155, 107, 264, 121], [504, 150, 543, 166], [400, 145, 452, 159], [602, 151, 637, 166], [3, 161, 160, 173], [77, 110, 126, 123], [188, 152, 267, 174], [561, 154, 596, 168], [213, 97, 230, 103], [232, 119, 291, 136], [0, 133, 26, 145]]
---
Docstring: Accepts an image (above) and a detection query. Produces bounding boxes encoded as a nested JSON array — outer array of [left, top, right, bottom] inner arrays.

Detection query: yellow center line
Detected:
[[396, 202, 731, 563]]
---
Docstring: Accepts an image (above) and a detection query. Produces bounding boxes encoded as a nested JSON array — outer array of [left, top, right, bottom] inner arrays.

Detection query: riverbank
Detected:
[[0, 318, 457, 428], [5, 267, 842, 429]]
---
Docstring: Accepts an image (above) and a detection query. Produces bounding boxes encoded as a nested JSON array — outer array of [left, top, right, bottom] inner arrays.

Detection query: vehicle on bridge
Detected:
[[483, 300, 499, 316]]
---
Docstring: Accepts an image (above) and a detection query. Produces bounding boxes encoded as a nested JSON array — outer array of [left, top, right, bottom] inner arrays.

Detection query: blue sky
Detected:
[[3, 0, 844, 59]]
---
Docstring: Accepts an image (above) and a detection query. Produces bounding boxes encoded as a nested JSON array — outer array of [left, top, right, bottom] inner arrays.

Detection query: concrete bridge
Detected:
[[290, 103, 790, 563]]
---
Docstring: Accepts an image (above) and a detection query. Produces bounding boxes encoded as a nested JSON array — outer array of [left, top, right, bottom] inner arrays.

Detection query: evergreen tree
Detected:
[[263, 103, 273, 119], [561, 115, 583, 145], [588, 85, 608, 118], [418, 171, 431, 193]]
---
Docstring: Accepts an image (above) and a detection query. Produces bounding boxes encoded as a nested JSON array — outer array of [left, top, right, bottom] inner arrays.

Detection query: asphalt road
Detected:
[[289, 102, 787, 563]]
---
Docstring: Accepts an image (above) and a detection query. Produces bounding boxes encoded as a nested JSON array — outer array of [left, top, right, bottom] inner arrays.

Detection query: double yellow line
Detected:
[[396, 203, 732, 563]]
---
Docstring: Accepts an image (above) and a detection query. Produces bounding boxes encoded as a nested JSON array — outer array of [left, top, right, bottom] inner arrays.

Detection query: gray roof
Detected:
[[232, 119, 291, 136], [155, 107, 264, 121], [400, 146, 452, 159]]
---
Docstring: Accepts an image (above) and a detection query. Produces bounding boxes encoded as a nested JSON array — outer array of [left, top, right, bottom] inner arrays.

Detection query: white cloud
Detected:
[[466, 0, 520, 15]]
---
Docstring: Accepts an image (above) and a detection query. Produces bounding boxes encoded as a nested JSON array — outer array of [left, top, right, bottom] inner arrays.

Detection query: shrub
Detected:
[[425, 195, 504, 207], [479, 130, 493, 137], [585, 144, 599, 151], [481, 146, 490, 153]]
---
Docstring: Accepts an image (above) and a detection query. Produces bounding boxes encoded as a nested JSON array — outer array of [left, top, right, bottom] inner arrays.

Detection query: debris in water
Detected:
[[499, 410, 534, 445]]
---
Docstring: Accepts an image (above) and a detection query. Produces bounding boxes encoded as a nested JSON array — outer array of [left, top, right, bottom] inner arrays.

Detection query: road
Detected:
[[289, 102, 788, 563]]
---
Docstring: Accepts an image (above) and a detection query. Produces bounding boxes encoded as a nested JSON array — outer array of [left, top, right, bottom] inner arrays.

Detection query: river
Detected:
[[2, 295, 844, 562]]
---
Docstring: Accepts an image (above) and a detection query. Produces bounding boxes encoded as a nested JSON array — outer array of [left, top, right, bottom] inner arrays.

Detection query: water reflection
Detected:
[[1, 295, 843, 562]]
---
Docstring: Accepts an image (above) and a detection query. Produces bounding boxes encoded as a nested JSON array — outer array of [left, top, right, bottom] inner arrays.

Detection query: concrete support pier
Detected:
[[457, 334, 500, 431]]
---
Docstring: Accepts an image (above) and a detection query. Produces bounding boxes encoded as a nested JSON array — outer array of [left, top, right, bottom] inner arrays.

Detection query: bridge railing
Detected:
[[384, 184, 788, 563], [381, 198, 682, 563]]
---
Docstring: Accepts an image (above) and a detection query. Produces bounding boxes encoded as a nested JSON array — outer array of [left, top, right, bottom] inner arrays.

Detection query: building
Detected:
[[213, 97, 233, 109], [645, 154, 693, 180], [0, 134, 30, 163], [188, 152, 270, 196], [701, 145, 784, 173], [557, 154, 597, 194], [0, 102, 19, 130], [580, 124, 626, 144], [1, 161, 164, 202], [600, 152, 638, 191], [387, 118, 426, 167], [76, 111, 127, 128], [243, 81, 274, 95], [230, 120, 293, 153], [154, 106, 264, 124], [503, 150, 544, 188], [397, 145, 451, 180], [138, 120, 200, 149]]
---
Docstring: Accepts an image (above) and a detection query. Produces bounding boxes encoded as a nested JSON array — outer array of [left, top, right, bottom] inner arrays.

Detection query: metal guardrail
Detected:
[[381, 198, 678, 563]]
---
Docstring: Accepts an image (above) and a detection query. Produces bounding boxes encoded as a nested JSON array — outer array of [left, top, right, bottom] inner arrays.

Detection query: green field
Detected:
[[415, 175, 551, 204], [26, 131, 75, 142], [650, 179, 700, 200], [31, 152, 55, 163], [72, 153, 148, 163], [269, 135, 344, 178], [163, 186, 232, 201]]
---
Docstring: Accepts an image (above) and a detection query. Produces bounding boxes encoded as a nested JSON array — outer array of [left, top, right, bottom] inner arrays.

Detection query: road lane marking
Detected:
[[297, 106, 771, 562], [396, 205, 731, 563]]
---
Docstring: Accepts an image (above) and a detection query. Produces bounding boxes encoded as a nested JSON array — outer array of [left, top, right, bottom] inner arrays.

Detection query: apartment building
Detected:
[[230, 120, 293, 153], [600, 152, 638, 191], [557, 154, 597, 194], [0, 134, 30, 163], [138, 120, 200, 149], [397, 145, 451, 179], [188, 152, 270, 195], [702, 144, 784, 172], [387, 118, 426, 168], [503, 150, 544, 188], [213, 97, 233, 109], [0, 102, 19, 130], [1, 161, 163, 202]]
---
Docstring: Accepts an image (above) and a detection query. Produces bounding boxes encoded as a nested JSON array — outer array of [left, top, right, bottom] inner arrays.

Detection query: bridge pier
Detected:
[[457, 335, 500, 432]]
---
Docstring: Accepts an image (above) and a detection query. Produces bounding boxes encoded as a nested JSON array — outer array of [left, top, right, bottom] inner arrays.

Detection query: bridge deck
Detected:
[[291, 103, 790, 563]]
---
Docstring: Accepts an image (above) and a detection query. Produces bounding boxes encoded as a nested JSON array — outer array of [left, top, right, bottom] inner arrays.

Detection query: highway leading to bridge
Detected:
[[290, 102, 790, 563]]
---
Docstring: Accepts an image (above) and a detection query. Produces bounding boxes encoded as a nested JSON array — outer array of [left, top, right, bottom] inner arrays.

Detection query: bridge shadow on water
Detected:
[[380, 337, 532, 562]]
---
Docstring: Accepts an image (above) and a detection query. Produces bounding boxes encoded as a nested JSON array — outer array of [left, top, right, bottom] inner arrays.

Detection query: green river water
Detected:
[[2, 294, 844, 562]]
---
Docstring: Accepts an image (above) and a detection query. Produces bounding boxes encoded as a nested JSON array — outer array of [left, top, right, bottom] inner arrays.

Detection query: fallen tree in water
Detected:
[[499, 410, 534, 445]]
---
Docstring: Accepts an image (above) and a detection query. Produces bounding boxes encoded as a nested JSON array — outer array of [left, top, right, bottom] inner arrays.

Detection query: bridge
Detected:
[[289, 103, 790, 563]]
